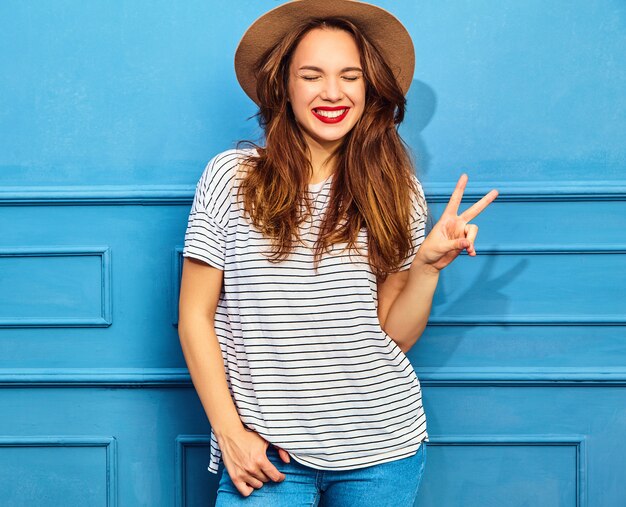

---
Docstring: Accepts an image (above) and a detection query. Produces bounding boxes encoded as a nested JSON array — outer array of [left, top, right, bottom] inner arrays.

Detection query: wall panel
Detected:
[[1, 0, 625, 505]]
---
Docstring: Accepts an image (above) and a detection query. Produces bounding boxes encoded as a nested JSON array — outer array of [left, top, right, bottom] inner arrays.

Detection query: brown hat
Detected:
[[234, 0, 415, 105]]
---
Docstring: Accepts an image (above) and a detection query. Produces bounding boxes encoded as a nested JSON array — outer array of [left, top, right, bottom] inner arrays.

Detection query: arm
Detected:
[[379, 173, 499, 353], [178, 256, 287, 496], [177, 257, 244, 438], [377, 257, 440, 354], [377, 176, 436, 354]]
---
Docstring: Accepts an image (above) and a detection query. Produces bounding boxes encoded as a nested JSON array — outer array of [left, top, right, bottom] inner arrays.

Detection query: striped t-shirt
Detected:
[[182, 148, 429, 473]]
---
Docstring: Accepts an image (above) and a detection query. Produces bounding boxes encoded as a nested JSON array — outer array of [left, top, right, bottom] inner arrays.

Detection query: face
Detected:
[[287, 28, 366, 152]]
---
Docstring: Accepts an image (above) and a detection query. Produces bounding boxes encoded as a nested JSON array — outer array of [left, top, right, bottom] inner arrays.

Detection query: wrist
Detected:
[[213, 423, 246, 445], [211, 413, 246, 441], [411, 253, 441, 277]]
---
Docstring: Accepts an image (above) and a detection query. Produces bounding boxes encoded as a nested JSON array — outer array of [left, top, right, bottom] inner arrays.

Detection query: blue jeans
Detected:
[[215, 443, 427, 506]]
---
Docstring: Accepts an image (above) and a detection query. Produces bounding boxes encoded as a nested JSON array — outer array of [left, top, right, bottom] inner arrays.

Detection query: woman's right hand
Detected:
[[217, 426, 287, 497]]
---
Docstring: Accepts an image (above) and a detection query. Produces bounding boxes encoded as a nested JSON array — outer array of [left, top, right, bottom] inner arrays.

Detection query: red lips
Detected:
[[311, 106, 350, 124]]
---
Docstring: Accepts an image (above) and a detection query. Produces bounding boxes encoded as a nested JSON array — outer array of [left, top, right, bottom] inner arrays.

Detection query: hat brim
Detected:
[[234, 0, 415, 105]]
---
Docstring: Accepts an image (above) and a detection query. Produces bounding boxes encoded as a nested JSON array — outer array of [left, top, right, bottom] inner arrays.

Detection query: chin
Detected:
[[309, 128, 354, 145]]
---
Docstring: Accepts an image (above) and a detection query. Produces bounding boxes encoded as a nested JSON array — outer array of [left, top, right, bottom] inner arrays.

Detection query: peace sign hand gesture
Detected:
[[415, 174, 498, 273]]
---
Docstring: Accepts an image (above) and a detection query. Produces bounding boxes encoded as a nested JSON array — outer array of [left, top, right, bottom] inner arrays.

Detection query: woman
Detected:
[[178, 1, 498, 505]]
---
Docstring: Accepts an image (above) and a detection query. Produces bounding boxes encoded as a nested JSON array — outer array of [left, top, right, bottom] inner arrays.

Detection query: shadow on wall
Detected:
[[402, 78, 521, 368], [403, 78, 437, 184]]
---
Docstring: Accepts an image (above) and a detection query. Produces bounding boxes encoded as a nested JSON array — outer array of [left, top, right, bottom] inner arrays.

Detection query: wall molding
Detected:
[[170, 244, 626, 327], [454, 245, 626, 255], [1, 181, 625, 205], [429, 244, 626, 326], [415, 367, 626, 386], [426, 434, 586, 507], [1, 367, 626, 386], [171, 247, 183, 327], [0, 186, 194, 206], [0, 436, 117, 507], [425, 181, 626, 202], [0, 247, 112, 328], [175, 435, 213, 507]]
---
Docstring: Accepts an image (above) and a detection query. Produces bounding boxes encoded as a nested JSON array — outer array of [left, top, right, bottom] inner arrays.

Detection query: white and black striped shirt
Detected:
[[182, 148, 429, 473]]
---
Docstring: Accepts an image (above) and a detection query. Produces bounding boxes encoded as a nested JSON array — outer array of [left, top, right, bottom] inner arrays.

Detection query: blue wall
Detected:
[[1, 1, 625, 505]]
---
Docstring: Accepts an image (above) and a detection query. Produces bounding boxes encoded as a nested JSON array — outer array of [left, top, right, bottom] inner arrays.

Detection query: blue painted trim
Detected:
[[415, 367, 626, 386], [430, 244, 626, 326], [426, 435, 586, 507], [459, 244, 626, 254], [0, 186, 194, 205], [171, 248, 183, 327], [429, 316, 626, 325], [0, 181, 625, 205], [175, 435, 213, 507], [0, 247, 113, 328], [170, 243, 626, 327], [104, 247, 112, 326], [1, 368, 626, 386], [0, 368, 191, 386], [424, 181, 626, 202], [0, 436, 118, 507]]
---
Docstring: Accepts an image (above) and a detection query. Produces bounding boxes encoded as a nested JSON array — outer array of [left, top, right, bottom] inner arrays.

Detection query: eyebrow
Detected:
[[298, 65, 363, 73]]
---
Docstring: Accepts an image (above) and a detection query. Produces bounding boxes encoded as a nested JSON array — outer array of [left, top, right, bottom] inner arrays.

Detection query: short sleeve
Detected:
[[182, 152, 235, 270], [398, 176, 428, 271]]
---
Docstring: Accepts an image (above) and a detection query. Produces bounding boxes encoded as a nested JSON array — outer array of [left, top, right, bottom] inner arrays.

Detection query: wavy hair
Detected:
[[237, 17, 422, 281]]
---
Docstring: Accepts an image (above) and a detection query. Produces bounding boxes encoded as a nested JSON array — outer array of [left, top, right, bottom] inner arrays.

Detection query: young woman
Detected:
[[178, 1, 498, 505]]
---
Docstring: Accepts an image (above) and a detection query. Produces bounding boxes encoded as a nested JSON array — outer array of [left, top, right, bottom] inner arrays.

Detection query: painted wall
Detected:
[[1, 1, 625, 505]]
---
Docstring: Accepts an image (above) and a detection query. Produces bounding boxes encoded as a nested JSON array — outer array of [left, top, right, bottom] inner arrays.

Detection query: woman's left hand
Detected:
[[415, 174, 498, 273]]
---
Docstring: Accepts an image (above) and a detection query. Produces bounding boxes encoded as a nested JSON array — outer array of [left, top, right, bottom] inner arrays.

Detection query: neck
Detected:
[[304, 135, 340, 183]]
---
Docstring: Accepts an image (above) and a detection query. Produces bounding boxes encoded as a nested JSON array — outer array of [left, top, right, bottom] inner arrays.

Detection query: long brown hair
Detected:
[[237, 17, 422, 281]]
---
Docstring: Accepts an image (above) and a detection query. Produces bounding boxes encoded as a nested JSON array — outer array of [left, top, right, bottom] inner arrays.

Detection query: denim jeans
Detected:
[[215, 443, 427, 506]]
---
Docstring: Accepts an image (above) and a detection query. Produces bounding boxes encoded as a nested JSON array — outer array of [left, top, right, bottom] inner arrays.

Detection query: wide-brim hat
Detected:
[[234, 0, 415, 106]]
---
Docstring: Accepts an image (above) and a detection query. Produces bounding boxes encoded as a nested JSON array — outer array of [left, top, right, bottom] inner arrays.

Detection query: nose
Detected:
[[320, 77, 344, 102]]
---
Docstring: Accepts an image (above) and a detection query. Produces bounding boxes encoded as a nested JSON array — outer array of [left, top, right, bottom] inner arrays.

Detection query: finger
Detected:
[[248, 471, 271, 485], [232, 478, 257, 497], [243, 474, 264, 489], [271, 443, 291, 463], [278, 448, 291, 463], [465, 224, 478, 242], [241, 450, 274, 484], [443, 173, 468, 217], [260, 458, 286, 483], [223, 461, 261, 496], [465, 224, 478, 255], [446, 237, 469, 251], [460, 189, 499, 222]]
